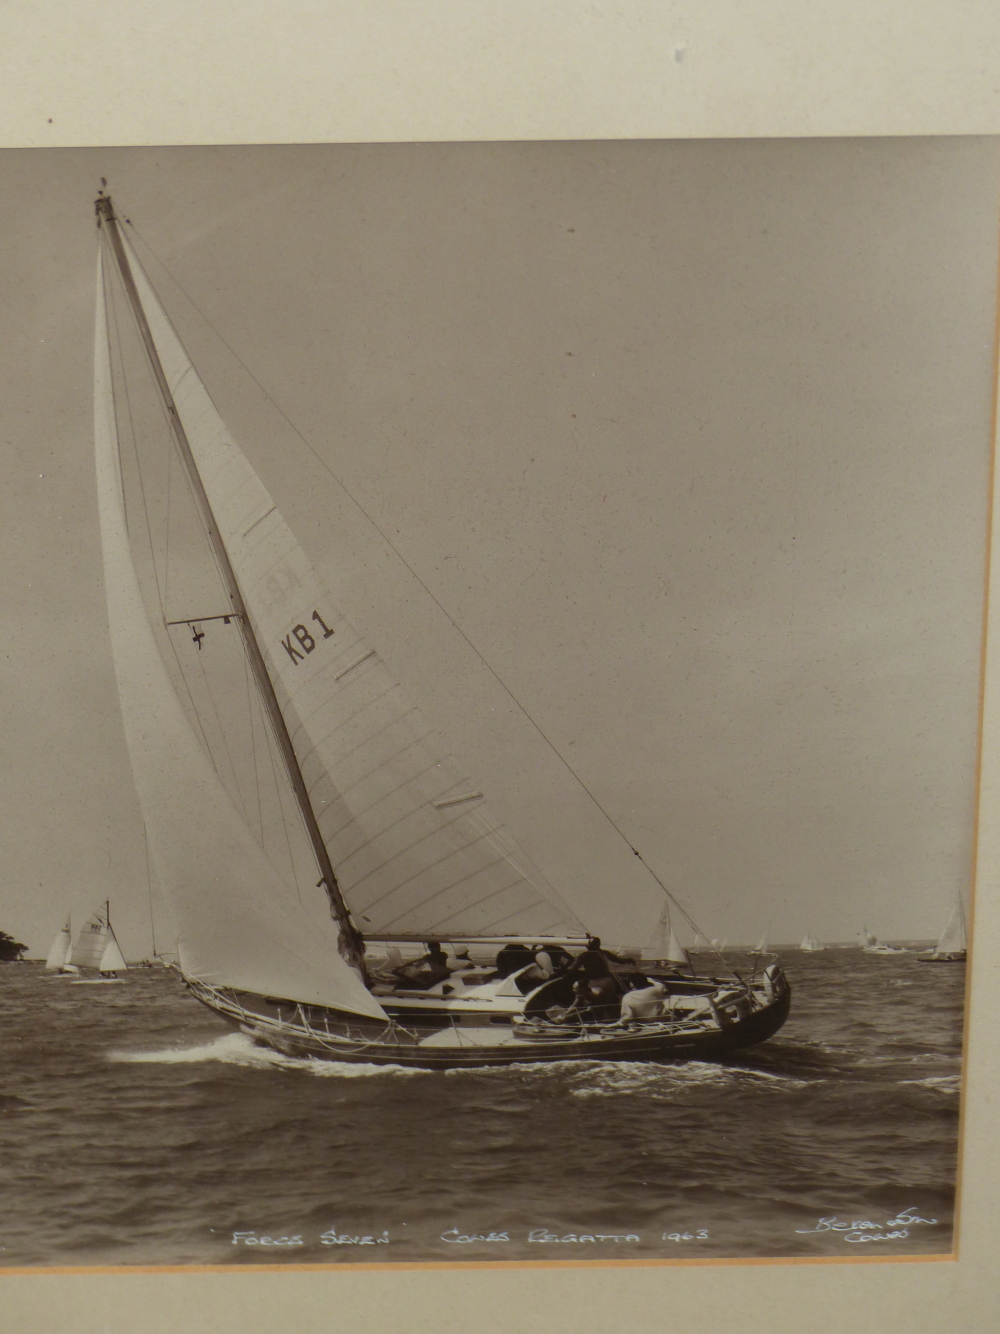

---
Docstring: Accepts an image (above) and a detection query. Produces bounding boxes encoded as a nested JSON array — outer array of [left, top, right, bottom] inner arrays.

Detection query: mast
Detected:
[[95, 193, 366, 974]]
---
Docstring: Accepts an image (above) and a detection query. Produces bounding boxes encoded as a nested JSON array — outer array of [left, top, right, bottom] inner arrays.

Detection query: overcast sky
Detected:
[[1, 138, 996, 956]]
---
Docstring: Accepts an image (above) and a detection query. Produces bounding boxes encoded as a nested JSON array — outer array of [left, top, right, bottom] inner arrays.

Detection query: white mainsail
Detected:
[[44, 917, 73, 971], [121, 230, 582, 943], [70, 909, 111, 970], [96, 247, 387, 1020], [934, 905, 967, 956]]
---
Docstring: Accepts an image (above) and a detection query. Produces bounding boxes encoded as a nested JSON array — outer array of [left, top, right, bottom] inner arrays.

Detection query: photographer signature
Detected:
[[795, 1206, 938, 1244]]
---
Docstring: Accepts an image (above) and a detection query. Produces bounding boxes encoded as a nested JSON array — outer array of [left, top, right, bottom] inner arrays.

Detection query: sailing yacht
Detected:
[[66, 903, 129, 983], [917, 903, 967, 963], [799, 933, 824, 952], [648, 902, 693, 971], [44, 916, 76, 974], [90, 192, 790, 1068]]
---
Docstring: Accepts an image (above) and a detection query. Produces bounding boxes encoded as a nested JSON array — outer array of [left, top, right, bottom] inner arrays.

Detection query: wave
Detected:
[[899, 1074, 962, 1094], [106, 1032, 429, 1078], [564, 1061, 811, 1098], [105, 1039, 812, 1092], [856, 1052, 959, 1067]]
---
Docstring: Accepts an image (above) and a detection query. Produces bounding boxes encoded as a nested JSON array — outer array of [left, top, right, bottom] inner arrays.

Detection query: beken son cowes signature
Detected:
[[795, 1207, 939, 1244]]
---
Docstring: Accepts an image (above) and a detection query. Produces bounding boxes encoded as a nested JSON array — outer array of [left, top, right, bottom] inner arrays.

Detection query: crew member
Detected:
[[619, 980, 670, 1026], [495, 941, 536, 977], [394, 942, 452, 989]]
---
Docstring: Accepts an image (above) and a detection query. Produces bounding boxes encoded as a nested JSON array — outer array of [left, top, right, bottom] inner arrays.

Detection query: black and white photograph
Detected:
[[0, 136, 994, 1269]]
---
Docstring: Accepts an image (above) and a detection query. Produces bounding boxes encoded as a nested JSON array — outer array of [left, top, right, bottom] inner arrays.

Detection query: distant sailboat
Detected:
[[800, 933, 824, 952], [44, 916, 77, 973], [918, 903, 967, 963], [648, 903, 693, 972], [861, 926, 906, 956], [67, 902, 129, 983]]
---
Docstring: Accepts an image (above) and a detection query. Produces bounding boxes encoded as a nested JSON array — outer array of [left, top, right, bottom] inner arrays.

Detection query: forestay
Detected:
[[122, 232, 583, 943], [95, 247, 387, 1019]]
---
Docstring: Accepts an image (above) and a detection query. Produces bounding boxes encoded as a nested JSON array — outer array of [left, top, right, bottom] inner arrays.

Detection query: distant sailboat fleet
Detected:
[[44, 903, 128, 982]]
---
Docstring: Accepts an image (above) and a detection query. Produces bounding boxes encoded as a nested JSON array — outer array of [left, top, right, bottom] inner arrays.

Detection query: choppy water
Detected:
[[0, 952, 964, 1266]]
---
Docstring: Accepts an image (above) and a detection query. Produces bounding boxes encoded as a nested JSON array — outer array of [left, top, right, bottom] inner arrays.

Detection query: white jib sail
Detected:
[[95, 247, 387, 1020], [666, 929, 690, 968], [122, 231, 582, 942], [99, 935, 128, 973], [45, 918, 73, 971]]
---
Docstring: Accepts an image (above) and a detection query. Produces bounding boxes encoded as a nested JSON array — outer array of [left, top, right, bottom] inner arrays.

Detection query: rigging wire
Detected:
[[102, 233, 222, 765], [106, 242, 164, 606], [105, 222, 296, 875], [121, 214, 727, 961], [142, 819, 157, 958], [106, 231, 239, 628], [164, 404, 172, 613], [243, 651, 266, 843], [192, 628, 253, 828], [257, 689, 307, 903]]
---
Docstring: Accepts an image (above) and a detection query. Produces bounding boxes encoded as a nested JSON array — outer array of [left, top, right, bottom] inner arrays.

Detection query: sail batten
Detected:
[[116, 226, 583, 943]]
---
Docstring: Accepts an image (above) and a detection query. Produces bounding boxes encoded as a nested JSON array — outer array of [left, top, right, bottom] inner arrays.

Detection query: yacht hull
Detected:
[[185, 971, 792, 1071]]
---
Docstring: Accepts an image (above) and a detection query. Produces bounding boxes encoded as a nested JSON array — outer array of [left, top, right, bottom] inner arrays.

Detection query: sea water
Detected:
[[0, 952, 962, 1266]]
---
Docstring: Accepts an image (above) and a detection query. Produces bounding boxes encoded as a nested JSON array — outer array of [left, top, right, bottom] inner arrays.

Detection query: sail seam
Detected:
[[284, 679, 404, 752], [299, 705, 433, 780], [378, 866, 522, 930], [315, 755, 455, 840], [335, 801, 499, 886], [115, 217, 586, 940], [352, 832, 507, 910]]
